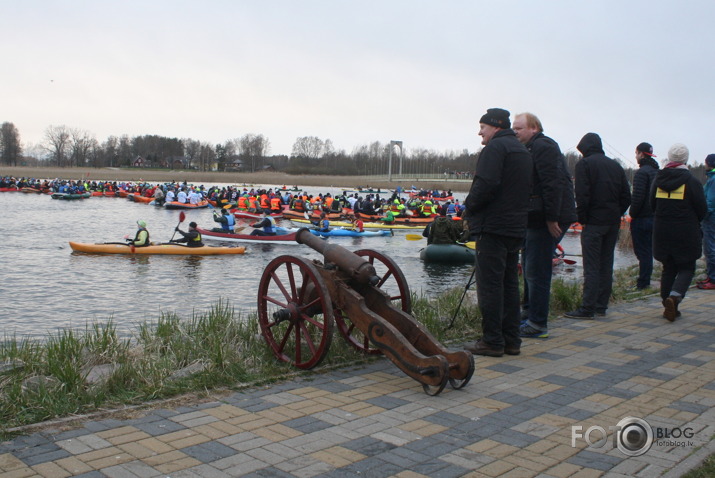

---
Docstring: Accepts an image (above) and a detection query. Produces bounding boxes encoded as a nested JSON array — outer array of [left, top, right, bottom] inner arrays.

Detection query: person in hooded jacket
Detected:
[[698, 154, 715, 290], [565, 133, 631, 319], [630, 142, 659, 290], [650, 144, 707, 321]]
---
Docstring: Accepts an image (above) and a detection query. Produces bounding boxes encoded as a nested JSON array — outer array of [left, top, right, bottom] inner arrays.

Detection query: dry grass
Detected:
[[0, 166, 472, 192]]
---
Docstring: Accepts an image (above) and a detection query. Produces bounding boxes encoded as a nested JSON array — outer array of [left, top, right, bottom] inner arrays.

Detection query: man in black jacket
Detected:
[[566, 133, 631, 319], [630, 142, 659, 289], [463, 108, 532, 356], [513, 113, 577, 338]]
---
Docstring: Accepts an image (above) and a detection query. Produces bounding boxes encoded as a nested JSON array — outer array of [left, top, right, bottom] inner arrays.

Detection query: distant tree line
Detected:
[[1, 121, 710, 183]]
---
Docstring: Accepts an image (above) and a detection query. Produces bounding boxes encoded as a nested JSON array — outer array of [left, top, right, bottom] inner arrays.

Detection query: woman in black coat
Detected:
[[650, 144, 707, 321]]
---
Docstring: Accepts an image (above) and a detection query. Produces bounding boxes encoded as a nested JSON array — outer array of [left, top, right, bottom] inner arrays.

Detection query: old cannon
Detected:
[[256, 228, 474, 395]]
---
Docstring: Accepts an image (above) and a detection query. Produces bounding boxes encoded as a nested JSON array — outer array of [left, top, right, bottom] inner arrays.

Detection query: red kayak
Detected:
[[197, 227, 299, 244]]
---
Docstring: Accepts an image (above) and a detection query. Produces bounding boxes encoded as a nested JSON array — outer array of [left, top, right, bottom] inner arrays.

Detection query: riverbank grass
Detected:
[[0, 264, 678, 435]]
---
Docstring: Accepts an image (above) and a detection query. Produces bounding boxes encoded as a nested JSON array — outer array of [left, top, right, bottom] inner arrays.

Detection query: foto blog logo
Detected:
[[571, 417, 653, 456]]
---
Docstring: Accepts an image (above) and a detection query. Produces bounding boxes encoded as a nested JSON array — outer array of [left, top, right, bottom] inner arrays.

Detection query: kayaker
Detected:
[[380, 209, 396, 225], [127, 220, 151, 247], [250, 210, 277, 236], [313, 212, 330, 232], [349, 214, 364, 232], [172, 222, 204, 247], [213, 208, 236, 232]]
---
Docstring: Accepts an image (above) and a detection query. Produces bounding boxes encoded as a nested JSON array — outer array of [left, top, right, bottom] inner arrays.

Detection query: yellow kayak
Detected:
[[69, 242, 246, 255], [289, 218, 425, 230]]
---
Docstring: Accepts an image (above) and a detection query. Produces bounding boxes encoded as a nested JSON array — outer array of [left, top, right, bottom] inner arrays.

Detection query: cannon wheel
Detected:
[[257, 255, 334, 369], [334, 249, 411, 354], [449, 353, 475, 390]]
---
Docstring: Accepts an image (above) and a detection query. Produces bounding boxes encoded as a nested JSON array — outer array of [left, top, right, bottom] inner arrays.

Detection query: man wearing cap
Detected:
[[651, 144, 707, 319], [128, 220, 150, 247], [512, 112, 577, 339], [566, 133, 631, 319], [630, 142, 660, 290], [463, 108, 532, 357], [699, 154, 715, 290], [173, 222, 204, 247]]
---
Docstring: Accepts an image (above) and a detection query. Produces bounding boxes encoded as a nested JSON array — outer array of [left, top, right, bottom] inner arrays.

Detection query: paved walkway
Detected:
[[1, 289, 714, 478]]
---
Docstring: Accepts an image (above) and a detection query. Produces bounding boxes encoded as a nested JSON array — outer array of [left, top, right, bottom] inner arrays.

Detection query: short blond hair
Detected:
[[515, 112, 543, 133]]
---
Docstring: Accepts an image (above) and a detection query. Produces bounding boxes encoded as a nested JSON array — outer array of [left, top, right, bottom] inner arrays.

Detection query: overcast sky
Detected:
[[3, 1, 715, 167]]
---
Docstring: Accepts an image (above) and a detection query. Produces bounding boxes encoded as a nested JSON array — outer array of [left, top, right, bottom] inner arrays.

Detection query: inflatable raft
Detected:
[[164, 200, 210, 210], [69, 241, 246, 255], [419, 243, 475, 264]]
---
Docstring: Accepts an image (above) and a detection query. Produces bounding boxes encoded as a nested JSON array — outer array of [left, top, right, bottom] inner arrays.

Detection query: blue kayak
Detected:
[[309, 228, 392, 238]]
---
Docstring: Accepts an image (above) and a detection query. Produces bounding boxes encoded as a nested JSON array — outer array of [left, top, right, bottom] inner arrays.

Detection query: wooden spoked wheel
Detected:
[[257, 255, 334, 369], [334, 249, 412, 354]]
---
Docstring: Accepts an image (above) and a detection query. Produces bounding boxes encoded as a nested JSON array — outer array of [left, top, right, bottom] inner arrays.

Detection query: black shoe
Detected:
[[662, 296, 681, 322], [465, 340, 504, 357], [564, 308, 595, 319], [595, 309, 607, 317], [504, 346, 521, 356]]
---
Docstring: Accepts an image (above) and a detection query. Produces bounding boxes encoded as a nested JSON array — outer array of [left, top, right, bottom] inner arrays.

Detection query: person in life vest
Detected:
[[213, 208, 236, 232], [127, 220, 151, 247], [270, 195, 282, 212], [349, 214, 364, 232], [380, 209, 396, 224], [247, 196, 259, 213], [250, 210, 277, 236], [172, 222, 204, 247], [259, 194, 270, 211], [313, 212, 330, 232], [237, 194, 249, 210]]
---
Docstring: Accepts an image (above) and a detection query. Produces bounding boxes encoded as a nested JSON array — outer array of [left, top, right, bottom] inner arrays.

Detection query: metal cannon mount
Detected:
[[256, 228, 474, 395]]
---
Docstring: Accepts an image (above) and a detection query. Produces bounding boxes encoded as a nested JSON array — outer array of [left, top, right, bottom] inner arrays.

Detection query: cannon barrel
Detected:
[[296, 228, 379, 285]]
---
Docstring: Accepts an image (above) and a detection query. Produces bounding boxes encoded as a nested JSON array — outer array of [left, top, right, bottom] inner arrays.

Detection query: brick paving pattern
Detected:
[[1, 288, 714, 477]]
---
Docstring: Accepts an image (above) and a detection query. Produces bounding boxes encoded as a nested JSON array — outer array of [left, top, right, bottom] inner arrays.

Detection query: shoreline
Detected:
[[0, 166, 472, 192]]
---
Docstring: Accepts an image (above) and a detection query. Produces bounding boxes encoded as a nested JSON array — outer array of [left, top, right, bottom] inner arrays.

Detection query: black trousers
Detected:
[[475, 233, 523, 349], [580, 223, 619, 312]]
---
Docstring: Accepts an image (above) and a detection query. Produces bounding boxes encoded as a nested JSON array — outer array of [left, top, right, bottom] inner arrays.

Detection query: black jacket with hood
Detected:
[[574, 133, 631, 226], [464, 128, 532, 238], [650, 166, 707, 263], [524, 132, 577, 228]]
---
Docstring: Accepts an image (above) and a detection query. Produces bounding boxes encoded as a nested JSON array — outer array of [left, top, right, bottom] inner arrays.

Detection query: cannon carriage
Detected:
[[256, 228, 474, 395]]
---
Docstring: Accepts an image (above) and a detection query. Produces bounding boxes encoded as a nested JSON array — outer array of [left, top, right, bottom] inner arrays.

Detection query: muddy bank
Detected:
[[0, 167, 472, 192]]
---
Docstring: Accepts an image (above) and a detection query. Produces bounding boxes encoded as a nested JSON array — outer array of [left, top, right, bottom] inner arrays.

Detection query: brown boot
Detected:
[[662, 296, 682, 322]]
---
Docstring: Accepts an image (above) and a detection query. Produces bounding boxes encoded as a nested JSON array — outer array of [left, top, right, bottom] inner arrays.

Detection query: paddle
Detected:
[[170, 211, 187, 242], [406, 234, 424, 240]]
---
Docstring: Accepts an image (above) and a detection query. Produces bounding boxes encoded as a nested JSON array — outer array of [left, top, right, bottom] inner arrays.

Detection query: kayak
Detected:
[[127, 193, 155, 203], [309, 228, 392, 238], [164, 200, 210, 209], [352, 213, 437, 226], [289, 218, 425, 230], [69, 241, 246, 255], [196, 227, 300, 244], [420, 243, 475, 264], [51, 192, 91, 200], [281, 208, 345, 220]]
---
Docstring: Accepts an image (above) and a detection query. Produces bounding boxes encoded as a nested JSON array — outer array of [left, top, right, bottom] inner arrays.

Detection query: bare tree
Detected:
[[43, 125, 71, 167], [0, 122, 22, 166], [291, 136, 324, 161], [183, 138, 201, 170], [69, 129, 97, 167], [238, 133, 270, 172]]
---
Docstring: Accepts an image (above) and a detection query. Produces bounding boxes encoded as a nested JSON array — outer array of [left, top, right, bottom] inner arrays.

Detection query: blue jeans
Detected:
[[630, 217, 654, 288], [702, 214, 715, 281], [522, 225, 568, 329], [475, 233, 523, 350], [580, 224, 619, 313]]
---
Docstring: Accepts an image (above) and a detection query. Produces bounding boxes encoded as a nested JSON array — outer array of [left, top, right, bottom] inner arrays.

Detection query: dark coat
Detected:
[[650, 166, 707, 263], [524, 132, 577, 228], [629, 157, 659, 218], [464, 129, 532, 238], [574, 133, 631, 225]]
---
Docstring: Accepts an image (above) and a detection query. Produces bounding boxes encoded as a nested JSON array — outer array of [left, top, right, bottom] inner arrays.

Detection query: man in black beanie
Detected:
[[463, 108, 532, 357]]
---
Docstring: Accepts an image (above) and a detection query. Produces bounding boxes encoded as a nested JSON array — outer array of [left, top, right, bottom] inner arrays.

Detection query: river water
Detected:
[[0, 185, 636, 338]]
